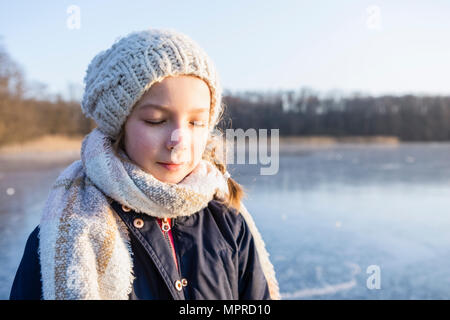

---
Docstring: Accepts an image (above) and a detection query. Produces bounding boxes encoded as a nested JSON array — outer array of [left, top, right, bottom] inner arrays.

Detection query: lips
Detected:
[[157, 162, 184, 171], [158, 161, 184, 165]]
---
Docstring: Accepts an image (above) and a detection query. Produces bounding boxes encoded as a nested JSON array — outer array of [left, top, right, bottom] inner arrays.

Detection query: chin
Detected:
[[160, 176, 184, 184], [154, 171, 185, 184]]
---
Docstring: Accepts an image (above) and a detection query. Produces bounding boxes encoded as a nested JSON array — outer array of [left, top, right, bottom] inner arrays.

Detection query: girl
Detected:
[[10, 28, 280, 300]]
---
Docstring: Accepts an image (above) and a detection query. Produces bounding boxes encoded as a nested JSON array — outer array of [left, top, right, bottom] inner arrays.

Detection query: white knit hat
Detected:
[[81, 28, 223, 138]]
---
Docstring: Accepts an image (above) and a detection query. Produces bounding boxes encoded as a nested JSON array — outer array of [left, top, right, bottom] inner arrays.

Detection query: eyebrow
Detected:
[[138, 103, 209, 114]]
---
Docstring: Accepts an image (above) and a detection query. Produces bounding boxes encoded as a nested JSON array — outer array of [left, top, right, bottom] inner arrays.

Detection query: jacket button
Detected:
[[133, 218, 144, 229], [122, 205, 131, 212], [181, 278, 188, 287], [175, 280, 183, 291]]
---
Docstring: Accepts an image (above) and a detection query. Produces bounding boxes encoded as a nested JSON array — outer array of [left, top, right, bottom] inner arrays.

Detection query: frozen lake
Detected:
[[2, 143, 450, 299]]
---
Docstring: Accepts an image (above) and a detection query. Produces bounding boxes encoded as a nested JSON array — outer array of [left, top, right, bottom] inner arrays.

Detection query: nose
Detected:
[[166, 126, 190, 152]]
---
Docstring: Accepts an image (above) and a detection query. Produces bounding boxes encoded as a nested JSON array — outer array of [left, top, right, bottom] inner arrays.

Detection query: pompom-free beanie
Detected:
[[81, 28, 223, 139]]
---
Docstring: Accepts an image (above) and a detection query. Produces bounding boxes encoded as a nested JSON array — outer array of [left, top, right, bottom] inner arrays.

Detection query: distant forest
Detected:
[[1, 43, 450, 147], [222, 90, 450, 141]]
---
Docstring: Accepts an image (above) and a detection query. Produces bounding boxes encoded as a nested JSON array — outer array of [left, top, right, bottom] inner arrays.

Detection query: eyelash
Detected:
[[145, 120, 165, 125], [145, 120, 206, 127]]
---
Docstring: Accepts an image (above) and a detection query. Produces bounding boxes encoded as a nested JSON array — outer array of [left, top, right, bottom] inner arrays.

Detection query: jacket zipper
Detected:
[[160, 218, 181, 278]]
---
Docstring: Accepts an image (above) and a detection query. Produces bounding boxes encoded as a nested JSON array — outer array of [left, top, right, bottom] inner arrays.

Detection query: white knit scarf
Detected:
[[38, 128, 280, 300]]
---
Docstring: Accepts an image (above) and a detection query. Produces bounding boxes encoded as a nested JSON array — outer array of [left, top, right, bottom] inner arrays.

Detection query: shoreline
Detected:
[[0, 135, 83, 172], [277, 135, 400, 145], [0, 134, 84, 154], [1, 134, 447, 164], [0, 134, 403, 156]]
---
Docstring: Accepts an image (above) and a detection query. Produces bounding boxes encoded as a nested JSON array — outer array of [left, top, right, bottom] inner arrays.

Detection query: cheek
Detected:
[[125, 121, 161, 158], [192, 131, 209, 158]]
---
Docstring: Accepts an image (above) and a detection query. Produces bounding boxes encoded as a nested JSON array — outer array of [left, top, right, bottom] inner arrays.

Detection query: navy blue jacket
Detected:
[[10, 199, 271, 300]]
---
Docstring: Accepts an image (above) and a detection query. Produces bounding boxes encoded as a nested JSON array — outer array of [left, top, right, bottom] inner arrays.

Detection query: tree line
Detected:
[[222, 90, 450, 141], [0, 42, 94, 147], [1, 42, 450, 147]]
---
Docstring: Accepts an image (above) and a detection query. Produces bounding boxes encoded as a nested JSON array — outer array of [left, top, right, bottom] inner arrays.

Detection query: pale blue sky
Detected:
[[1, 0, 449, 99]]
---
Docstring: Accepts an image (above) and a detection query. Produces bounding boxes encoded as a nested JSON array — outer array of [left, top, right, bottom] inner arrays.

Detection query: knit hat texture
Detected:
[[81, 28, 223, 138]]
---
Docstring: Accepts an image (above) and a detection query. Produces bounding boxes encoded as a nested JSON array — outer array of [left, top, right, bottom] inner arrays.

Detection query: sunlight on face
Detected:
[[123, 75, 211, 184]]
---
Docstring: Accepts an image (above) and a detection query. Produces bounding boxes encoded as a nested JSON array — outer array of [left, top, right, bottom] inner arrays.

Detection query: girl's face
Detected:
[[123, 75, 211, 184]]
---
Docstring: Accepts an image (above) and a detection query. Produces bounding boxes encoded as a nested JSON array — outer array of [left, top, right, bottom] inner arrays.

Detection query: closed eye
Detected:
[[145, 120, 165, 125], [144, 120, 207, 127]]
